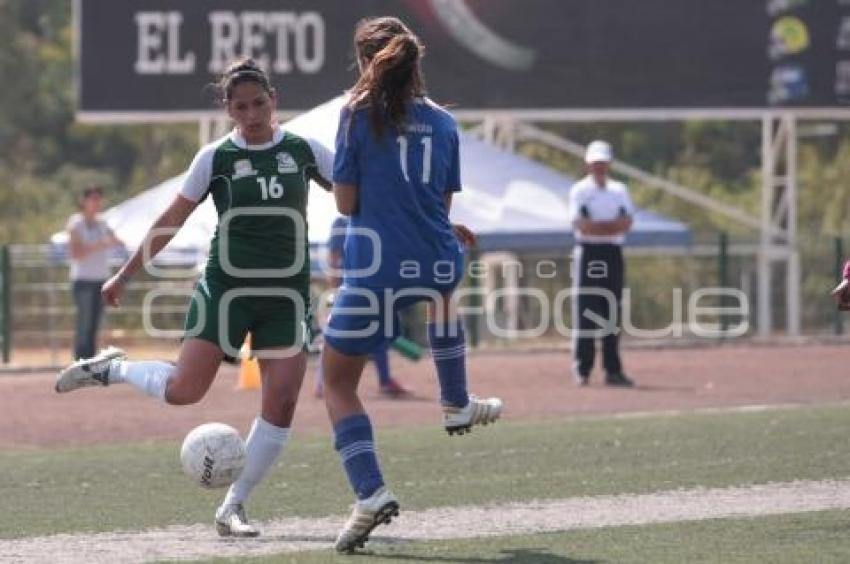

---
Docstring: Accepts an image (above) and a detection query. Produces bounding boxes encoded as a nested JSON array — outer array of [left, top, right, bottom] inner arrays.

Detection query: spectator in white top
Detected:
[[66, 186, 123, 359], [567, 141, 634, 387]]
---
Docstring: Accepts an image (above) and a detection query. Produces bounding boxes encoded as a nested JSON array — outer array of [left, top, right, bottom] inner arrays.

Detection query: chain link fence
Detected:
[[0, 232, 845, 367]]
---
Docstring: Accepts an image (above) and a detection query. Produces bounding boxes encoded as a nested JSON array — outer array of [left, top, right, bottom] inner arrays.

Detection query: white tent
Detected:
[[453, 133, 689, 251], [51, 97, 689, 261]]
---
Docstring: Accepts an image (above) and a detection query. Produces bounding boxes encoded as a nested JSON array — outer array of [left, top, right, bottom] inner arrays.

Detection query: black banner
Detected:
[[76, 0, 850, 117]]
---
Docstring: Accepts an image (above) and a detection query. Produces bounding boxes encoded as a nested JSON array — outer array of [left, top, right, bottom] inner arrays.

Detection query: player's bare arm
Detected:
[[452, 224, 477, 247], [333, 182, 358, 215], [310, 170, 333, 192], [831, 260, 850, 311], [443, 193, 476, 246], [103, 195, 197, 307]]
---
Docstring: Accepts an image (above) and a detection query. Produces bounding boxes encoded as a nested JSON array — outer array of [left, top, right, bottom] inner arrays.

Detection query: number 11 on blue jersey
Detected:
[[397, 135, 432, 184]]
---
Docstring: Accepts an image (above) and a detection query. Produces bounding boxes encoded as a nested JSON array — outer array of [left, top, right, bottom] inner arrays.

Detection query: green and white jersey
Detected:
[[180, 127, 333, 288]]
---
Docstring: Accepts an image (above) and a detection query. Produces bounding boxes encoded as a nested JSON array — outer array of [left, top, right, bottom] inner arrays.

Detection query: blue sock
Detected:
[[333, 414, 384, 500], [372, 343, 391, 387], [428, 320, 469, 408]]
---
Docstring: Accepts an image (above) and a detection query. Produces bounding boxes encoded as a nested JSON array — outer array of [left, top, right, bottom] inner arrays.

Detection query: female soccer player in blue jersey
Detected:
[[321, 17, 503, 552], [54, 59, 333, 538]]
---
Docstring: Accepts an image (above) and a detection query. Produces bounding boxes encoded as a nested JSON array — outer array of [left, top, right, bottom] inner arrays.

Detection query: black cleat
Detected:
[[447, 425, 472, 436], [605, 373, 634, 388]]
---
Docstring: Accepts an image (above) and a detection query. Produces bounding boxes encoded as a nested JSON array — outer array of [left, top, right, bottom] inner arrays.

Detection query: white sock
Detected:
[[108, 360, 176, 401], [222, 417, 290, 508]]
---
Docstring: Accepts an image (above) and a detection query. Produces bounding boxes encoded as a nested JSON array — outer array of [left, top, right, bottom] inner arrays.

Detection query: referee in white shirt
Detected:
[[568, 141, 634, 387]]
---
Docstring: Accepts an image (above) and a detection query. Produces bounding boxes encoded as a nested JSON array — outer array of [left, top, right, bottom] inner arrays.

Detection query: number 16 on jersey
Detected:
[[257, 176, 284, 200]]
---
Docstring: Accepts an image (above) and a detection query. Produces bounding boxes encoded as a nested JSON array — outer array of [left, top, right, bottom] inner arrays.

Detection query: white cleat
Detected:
[[54, 347, 126, 393], [334, 487, 399, 553], [443, 394, 503, 436], [215, 503, 260, 538]]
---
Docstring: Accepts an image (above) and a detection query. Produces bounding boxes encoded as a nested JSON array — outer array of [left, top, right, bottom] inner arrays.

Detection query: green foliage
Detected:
[[526, 121, 766, 234], [0, 0, 196, 244], [3, 1, 850, 333], [521, 119, 850, 332]]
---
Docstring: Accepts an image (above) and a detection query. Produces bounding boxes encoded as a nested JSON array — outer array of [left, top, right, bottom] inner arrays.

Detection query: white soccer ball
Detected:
[[180, 423, 246, 489]]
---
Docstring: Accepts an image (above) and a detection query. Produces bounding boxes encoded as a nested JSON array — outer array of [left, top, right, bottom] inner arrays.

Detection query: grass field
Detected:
[[203, 510, 850, 563], [2, 403, 850, 561]]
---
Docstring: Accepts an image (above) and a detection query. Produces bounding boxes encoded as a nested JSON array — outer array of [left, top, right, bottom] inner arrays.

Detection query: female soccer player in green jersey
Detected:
[[54, 59, 333, 538]]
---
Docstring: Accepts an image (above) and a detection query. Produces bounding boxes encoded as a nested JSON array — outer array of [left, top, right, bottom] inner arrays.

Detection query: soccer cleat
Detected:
[[605, 373, 635, 388], [54, 346, 126, 393], [378, 378, 412, 398], [334, 487, 399, 553], [443, 395, 503, 436], [215, 503, 260, 538]]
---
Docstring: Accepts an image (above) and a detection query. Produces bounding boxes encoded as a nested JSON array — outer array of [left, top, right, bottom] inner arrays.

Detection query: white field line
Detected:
[[4, 479, 850, 563], [604, 400, 850, 422]]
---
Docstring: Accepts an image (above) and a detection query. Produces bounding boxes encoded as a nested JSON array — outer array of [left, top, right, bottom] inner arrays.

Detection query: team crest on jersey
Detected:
[[232, 159, 257, 180], [276, 152, 299, 174]]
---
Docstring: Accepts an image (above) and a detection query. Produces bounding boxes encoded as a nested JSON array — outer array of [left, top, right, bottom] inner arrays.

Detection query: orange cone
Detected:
[[236, 334, 261, 390]]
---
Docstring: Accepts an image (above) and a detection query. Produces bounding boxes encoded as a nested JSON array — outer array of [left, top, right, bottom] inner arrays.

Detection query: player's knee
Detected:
[[280, 395, 297, 412], [272, 397, 298, 420], [165, 386, 206, 406], [323, 376, 358, 400], [166, 394, 201, 406], [322, 369, 346, 391]]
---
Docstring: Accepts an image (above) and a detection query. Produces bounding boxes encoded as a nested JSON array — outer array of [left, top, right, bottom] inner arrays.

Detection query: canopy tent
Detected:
[[51, 97, 689, 262], [451, 136, 688, 251]]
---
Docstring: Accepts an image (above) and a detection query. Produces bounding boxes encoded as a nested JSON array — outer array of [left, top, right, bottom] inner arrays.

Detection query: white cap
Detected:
[[584, 140, 613, 164]]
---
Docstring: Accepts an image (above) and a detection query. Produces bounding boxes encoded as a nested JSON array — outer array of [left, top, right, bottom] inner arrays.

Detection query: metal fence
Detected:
[[0, 234, 845, 366]]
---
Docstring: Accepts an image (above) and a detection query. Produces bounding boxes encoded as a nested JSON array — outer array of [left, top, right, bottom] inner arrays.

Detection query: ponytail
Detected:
[[349, 18, 425, 138]]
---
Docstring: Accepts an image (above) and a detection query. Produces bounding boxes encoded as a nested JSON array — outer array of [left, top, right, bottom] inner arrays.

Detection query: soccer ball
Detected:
[[180, 423, 246, 489]]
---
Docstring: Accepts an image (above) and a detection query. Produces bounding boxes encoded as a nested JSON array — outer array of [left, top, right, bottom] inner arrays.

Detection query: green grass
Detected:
[[201, 509, 850, 564], [2, 404, 850, 539]]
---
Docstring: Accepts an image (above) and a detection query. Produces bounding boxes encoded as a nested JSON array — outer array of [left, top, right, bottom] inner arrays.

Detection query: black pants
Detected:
[[573, 244, 624, 377], [72, 280, 105, 359]]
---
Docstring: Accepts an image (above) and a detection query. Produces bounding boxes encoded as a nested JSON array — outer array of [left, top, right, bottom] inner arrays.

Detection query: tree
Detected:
[[0, 0, 195, 244]]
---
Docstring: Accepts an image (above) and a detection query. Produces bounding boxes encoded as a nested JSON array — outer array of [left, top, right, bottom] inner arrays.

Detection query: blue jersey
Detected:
[[328, 216, 349, 255], [333, 98, 463, 291]]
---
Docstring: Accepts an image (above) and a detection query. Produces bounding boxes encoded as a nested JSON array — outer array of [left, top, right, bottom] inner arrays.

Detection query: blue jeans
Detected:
[[72, 280, 105, 359]]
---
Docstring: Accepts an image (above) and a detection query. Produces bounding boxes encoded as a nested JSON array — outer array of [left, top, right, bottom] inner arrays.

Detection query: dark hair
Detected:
[[217, 58, 273, 103], [349, 17, 425, 137], [78, 185, 103, 208], [81, 185, 103, 199]]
